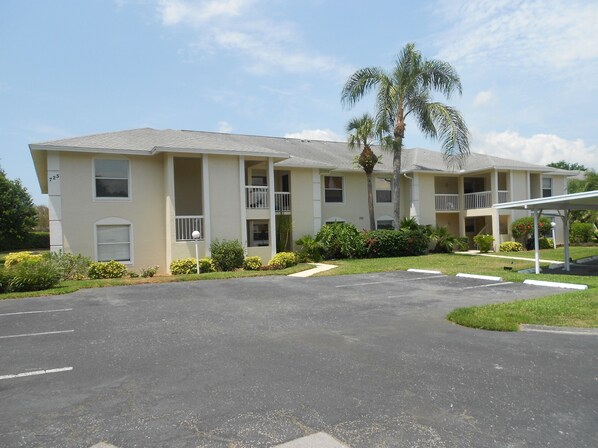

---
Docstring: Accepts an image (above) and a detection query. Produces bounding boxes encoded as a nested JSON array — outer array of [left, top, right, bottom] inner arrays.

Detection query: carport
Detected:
[[494, 190, 598, 274]]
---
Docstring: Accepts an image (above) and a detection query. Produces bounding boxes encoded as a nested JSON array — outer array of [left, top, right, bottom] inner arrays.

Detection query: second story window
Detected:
[[542, 177, 552, 197], [94, 159, 130, 199], [375, 177, 392, 202], [324, 176, 343, 203]]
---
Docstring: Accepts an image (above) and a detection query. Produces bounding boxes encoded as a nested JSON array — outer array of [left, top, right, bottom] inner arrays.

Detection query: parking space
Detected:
[[0, 272, 596, 447]]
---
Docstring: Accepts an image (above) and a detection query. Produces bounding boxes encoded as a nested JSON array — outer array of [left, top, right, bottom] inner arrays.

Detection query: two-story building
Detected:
[[30, 128, 573, 272]]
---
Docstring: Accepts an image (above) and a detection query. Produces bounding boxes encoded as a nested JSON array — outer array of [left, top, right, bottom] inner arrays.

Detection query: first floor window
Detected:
[[542, 177, 552, 197], [325, 217, 345, 225], [95, 159, 130, 199], [248, 220, 269, 247], [375, 177, 392, 202], [97, 224, 131, 262], [376, 219, 394, 230], [324, 176, 343, 203]]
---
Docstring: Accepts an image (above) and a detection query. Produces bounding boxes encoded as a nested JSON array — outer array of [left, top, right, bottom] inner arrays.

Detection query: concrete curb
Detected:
[[273, 432, 350, 448], [288, 263, 338, 278], [407, 268, 442, 274], [456, 273, 502, 282], [523, 279, 588, 290], [521, 324, 598, 335]]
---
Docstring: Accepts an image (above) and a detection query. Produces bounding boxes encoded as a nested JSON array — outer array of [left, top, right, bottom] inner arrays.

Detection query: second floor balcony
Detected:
[[435, 190, 510, 211], [245, 186, 291, 213]]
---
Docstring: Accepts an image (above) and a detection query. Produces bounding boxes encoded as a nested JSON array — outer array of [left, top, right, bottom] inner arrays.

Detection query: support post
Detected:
[[533, 210, 540, 274], [563, 211, 570, 271]]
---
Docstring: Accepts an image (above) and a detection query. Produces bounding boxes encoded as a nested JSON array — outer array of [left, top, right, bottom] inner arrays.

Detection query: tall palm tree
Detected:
[[346, 113, 380, 230], [341, 42, 470, 228]]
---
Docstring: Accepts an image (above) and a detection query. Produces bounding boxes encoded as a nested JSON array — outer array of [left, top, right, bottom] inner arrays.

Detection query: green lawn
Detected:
[[494, 246, 598, 261]]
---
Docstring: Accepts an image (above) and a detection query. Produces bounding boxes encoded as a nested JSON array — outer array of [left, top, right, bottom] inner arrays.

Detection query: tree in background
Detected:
[[342, 43, 469, 228], [35, 205, 49, 232], [346, 113, 380, 230], [547, 160, 587, 171], [0, 167, 38, 248]]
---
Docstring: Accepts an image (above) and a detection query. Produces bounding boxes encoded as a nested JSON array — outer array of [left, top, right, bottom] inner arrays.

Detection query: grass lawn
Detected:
[[492, 246, 598, 261]]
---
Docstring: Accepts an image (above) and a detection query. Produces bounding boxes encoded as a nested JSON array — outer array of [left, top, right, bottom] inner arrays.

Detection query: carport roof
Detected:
[[494, 190, 598, 211]]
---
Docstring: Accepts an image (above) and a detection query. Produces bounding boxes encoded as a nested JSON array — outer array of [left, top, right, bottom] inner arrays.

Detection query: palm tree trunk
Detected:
[[392, 147, 402, 229], [366, 173, 375, 230]]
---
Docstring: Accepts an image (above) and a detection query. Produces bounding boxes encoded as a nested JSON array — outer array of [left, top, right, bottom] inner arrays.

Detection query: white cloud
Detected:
[[284, 129, 341, 142], [473, 90, 493, 107], [473, 129, 598, 169], [435, 0, 598, 71], [217, 121, 233, 133], [156, 0, 349, 76]]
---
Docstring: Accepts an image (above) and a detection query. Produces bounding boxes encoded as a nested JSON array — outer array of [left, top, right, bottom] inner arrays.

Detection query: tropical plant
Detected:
[[4, 259, 61, 292], [398, 217, 420, 231], [473, 234, 494, 253], [45, 250, 92, 280], [295, 235, 324, 262], [346, 113, 381, 230], [428, 226, 464, 253], [341, 42, 470, 228], [511, 216, 552, 243]]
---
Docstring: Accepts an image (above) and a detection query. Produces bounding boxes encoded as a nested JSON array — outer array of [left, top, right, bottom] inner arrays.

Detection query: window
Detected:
[[97, 224, 131, 262], [95, 159, 129, 199], [542, 177, 552, 197], [324, 176, 343, 203], [376, 219, 394, 230], [375, 177, 392, 202], [248, 220, 269, 247], [325, 217, 346, 225]]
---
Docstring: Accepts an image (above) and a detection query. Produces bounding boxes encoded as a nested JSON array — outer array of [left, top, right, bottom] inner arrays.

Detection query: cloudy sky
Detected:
[[1, 0, 597, 203]]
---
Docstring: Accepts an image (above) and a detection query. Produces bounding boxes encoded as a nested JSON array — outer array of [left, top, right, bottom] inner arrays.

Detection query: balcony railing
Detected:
[[435, 194, 459, 211], [246, 186, 269, 209], [175, 215, 203, 241], [464, 191, 492, 209], [498, 190, 510, 203], [275, 192, 291, 212]]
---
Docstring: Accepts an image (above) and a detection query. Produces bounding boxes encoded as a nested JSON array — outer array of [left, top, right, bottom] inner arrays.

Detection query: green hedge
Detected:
[[0, 232, 50, 251], [362, 229, 429, 258]]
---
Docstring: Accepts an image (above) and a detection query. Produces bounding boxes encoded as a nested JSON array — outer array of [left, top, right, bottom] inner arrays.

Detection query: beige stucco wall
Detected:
[[207, 155, 242, 242], [414, 173, 436, 226], [288, 168, 316, 243], [59, 151, 167, 272]]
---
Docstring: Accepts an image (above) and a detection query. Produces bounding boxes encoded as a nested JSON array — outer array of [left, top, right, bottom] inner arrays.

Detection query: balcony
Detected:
[[246, 186, 269, 209], [435, 191, 510, 210], [175, 215, 203, 241], [275, 192, 291, 213], [435, 194, 459, 211]]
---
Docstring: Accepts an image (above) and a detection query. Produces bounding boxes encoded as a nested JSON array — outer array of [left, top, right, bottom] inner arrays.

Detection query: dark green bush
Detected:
[[295, 235, 324, 262], [0, 268, 10, 293], [316, 223, 365, 259], [0, 232, 50, 251], [210, 239, 244, 271], [5, 259, 61, 292], [363, 229, 429, 258], [199, 257, 216, 273], [570, 222, 596, 243], [429, 226, 463, 253], [88, 260, 128, 279]]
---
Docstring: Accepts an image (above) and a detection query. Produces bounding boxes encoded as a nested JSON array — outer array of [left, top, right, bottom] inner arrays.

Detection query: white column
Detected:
[[268, 158, 276, 259], [312, 169, 322, 234], [563, 211, 570, 271], [202, 155, 211, 256], [410, 173, 420, 222], [47, 153, 63, 253], [533, 210, 540, 274], [239, 156, 247, 251], [165, 155, 175, 271]]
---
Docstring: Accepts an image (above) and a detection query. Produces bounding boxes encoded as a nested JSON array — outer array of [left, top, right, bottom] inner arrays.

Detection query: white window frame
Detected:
[[248, 219, 269, 247], [542, 177, 553, 198], [94, 217, 133, 264], [324, 217, 346, 225], [376, 215, 394, 230], [93, 157, 132, 201], [375, 177, 392, 203], [324, 175, 344, 204]]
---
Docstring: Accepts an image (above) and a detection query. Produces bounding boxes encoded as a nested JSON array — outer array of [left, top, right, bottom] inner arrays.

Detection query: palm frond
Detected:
[[341, 67, 384, 109], [428, 103, 470, 169], [421, 59, 462, 98]]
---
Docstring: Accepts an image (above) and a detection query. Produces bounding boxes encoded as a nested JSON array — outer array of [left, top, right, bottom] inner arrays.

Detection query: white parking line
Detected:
[[0, 367, 73, 380], [335, 274, 446, 288], [463, 282, 514, 290], [0, 330, 74, 339], [0, 308, 72, 317]]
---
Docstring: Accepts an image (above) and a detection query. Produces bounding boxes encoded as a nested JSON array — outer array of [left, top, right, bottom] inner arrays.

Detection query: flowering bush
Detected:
[[170, 258, 197, 275], [511, 216, 552, 241], [499, 241, 523, 252], [269, 252, 298, 269], [243, 256, 262, 271], [4, 251, 43, 267], [88, 260, 128, 279]]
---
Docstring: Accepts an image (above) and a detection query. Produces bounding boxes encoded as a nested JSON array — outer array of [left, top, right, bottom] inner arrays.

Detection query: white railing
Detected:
[[246, 186, 269, 209], [434, 194, 459, 211], [464, 191, 492, 209], [275, 192, 291, 212], [175, 215, 203, 241], [498, 190, 510, 203]]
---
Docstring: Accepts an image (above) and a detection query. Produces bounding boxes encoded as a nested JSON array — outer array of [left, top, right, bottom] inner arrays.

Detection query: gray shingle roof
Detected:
[[31, 128, 573, 175]]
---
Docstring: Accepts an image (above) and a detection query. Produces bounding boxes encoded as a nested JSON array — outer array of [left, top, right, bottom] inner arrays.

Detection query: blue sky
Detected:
[[1, 0, 597, 204]]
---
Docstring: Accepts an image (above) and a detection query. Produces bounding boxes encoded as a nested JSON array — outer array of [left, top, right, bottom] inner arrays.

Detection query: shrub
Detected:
[[473, 234, 494, 253], [570, 222, 596, 243], [428, 226, 462, 253], [398, 217, 419, 230], [295, 235, 324, 262], [316, 223, 365, 259], [269, 252, 298, 269], [511, 216, 552, 241], [46, 251, 92, 280], [199, 257, 216, 273], [140, 265, 159, 278], [499, 241, 523, 252], [0, 231, 50, 252], [170, 258, 197, 275], [88, 260, 128, 279], [210, 239, 244, 271], [0, 268, 11, 293], [243, 256, 262, 271], [4, 251, 43, 267], [5, 259, 61, 292], [363, 229, 429, 258]]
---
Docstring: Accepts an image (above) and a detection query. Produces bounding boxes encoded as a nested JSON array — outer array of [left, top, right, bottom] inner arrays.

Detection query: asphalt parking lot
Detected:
[[1, 271, 597, 447]]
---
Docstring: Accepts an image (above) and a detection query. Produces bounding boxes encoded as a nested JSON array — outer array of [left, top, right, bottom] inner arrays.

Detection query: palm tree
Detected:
[[341, 42, 470, 228], [346, 113, 380, 230]]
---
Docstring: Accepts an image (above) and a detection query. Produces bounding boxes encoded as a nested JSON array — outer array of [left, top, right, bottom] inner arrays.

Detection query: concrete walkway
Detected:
[[288, 263, 338, 277]]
